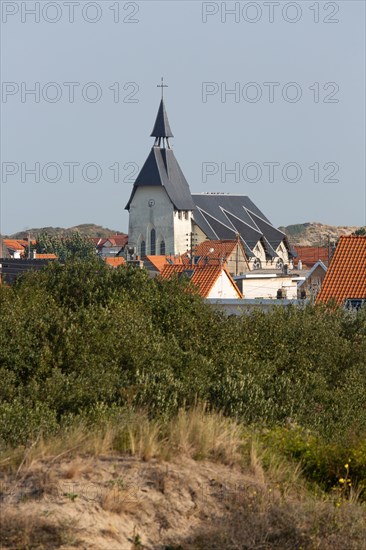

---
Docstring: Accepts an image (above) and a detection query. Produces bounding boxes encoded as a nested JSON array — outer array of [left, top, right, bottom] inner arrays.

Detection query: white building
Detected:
[[160, 264, 243, 300], [126, 90, 297, 267], [234, 273, 305, 300]]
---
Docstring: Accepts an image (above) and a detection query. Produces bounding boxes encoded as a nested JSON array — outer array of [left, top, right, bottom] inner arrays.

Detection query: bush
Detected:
[[0, 258, 365, 499], [261, 426, 366, 499]]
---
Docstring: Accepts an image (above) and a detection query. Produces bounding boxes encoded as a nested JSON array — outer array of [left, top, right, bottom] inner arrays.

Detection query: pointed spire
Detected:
[[151, 98, 174, 139]]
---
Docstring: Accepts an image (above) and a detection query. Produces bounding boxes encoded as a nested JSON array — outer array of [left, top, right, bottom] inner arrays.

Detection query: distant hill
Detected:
[[279, 222, 359, 246], [6, 224, 124, 239], [3, 222, 361, 247]]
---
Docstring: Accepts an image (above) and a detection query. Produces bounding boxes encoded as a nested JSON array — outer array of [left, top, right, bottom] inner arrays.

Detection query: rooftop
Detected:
[[160, 264, 242, 298], [316, 236, 366, 304]]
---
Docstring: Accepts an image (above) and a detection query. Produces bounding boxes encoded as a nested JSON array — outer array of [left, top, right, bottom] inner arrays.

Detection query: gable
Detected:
[[126, 147, 195, 211]]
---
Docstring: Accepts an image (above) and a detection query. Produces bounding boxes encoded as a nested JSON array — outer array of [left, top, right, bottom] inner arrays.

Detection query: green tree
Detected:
[[35, 231, 96, 261]]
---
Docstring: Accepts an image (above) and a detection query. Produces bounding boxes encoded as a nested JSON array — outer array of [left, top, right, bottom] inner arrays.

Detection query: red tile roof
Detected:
[[160, 264, 243, 298], [316, 236, 366, 304], [3, 239, 25, 251], [145, 255, 184, 272], [184, 239, 250, 268], [104, 257, 126, 267], [17, 239, 36, 246], [294, 246, 330, 267], [3, 239, 36, 252], [90, 235, 128, 248], [196, 239, 237, 258]]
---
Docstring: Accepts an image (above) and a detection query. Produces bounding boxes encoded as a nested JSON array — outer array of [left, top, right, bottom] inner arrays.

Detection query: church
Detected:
[[126, 86, 296, 270]]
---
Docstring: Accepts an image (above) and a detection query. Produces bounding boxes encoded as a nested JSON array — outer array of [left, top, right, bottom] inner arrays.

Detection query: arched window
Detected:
[[160, 240, 166, 255], [253, 258, 261, 270], [150, 229, 156, 255], [140, 240, 146, 258]]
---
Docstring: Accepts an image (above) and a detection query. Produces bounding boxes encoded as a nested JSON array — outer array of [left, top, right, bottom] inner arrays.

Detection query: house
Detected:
[[234, 271, 304, 300], [192, 194, 296, 270], [297, 260, 327, 300], [126, 88, 296, 269], [160, 264, 243, 299], [2, 239, 35, 259], [143, 238, 250, 278], [91, 235, 128, 257], [104, 257, 126, 267], [185, 238, 250, 276], [316, 235, 366, 308], [1, 239, 12, 258], [143, 255, 184, 275], [0, 258, 55, 285], [294, 245, 331, 268]]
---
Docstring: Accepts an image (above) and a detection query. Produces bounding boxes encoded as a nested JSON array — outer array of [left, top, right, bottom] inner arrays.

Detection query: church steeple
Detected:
[[150, 78, 174, 147], [126, 81, 195, 213], [126, 81, 196, 256], [151, 99, 174, 141]]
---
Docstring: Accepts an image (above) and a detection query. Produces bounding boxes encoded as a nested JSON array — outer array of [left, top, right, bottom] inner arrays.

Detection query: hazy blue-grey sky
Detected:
[[1, 0, 365, 235]]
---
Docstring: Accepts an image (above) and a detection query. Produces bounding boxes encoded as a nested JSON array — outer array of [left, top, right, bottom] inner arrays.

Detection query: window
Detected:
[[150, 229, 156, 255], [160, 240, 166, 255], [184, 211, 189, 220], [140, 240, 146, 258], [178, 211, 182, 220], [345, 299, 366, 310]]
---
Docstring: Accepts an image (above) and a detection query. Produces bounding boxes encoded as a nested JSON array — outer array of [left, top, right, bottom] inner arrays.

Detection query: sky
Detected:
[[1, 0, 365, 235]]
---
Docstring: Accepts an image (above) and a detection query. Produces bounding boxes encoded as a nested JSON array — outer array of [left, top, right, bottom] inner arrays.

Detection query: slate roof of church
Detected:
[[192, 194, 296, 259], [125, 99, 195, 211], [150, 99, 173, 138]]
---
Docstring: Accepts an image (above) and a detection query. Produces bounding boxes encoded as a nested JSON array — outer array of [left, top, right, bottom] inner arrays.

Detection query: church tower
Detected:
[[126, 82, 195, 257]]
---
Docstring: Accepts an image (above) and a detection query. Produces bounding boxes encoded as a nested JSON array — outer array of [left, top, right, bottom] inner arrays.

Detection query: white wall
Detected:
[[128, 186, 194, 256], [241, 277, 299, 299], [128, 186, 175, 255], [173, 210, 194, 256], [208, 271, 240, 299]]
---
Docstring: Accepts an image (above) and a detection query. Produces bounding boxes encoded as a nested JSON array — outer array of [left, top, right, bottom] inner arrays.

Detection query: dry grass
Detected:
[[182, 491, 366, 550], [126, 416, 162, 461], [0, 405, 245, 472], [62, 457, 93, 480], [100, 485, 141, 515], [0, 406, 365, 550], [0, 508, 75, 549], [167, 403, 244, 463]]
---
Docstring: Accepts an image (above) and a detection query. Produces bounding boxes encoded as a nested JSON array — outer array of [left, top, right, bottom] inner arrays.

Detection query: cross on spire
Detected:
[[157, 77, 168, 99]]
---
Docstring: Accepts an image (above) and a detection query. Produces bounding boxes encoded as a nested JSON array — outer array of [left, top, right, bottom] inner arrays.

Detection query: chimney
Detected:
[[126, 259, 144, 269]]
